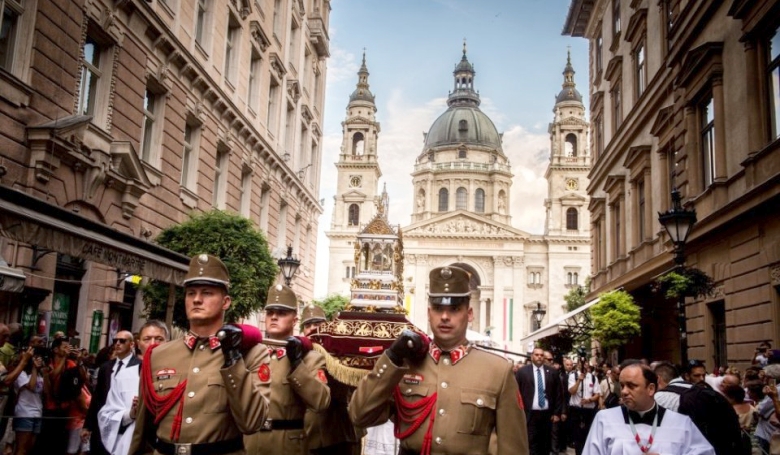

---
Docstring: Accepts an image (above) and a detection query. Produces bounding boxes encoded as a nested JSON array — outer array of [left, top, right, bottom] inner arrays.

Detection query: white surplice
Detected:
[[582, 405, 715, 455], [98, 363, 140, 455]]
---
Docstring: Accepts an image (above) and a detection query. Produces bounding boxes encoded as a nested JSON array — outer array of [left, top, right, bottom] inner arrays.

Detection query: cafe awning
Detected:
[[0, 256, 26, 293], [0, 186, 189, 284], [520, 297, 600, 346]]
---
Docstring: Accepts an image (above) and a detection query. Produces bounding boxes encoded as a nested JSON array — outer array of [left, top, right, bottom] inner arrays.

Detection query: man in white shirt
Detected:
[[569, 362, 600, 455], [583, 361, 714, 455], [99, 322, 168, 455]]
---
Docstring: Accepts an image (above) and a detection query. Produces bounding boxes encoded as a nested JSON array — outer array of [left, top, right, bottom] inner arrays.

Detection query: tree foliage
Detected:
[[564, 277, 591, 312], [652, 267, 714, 299], [590, 290, 641, 353], [311, 294, 350, 320], [142, 210, 278, 328]]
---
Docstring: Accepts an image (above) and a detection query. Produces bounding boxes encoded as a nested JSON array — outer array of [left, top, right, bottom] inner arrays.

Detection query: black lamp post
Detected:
[[657, 188, 697, 364], [277, 246, 301, 287], [532, 302, 546, 331]]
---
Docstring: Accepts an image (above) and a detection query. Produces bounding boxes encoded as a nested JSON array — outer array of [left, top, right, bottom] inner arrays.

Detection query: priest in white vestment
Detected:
[[583, 362, 714, 455], [98, 321, 169, 455]]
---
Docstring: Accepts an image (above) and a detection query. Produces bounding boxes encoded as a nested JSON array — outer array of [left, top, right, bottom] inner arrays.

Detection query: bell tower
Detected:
[[326, 51, 383, 296], [544, 50, 591, 237]]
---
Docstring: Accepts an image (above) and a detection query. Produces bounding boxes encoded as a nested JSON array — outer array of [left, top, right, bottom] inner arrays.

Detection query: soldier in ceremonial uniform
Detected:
[[244, 285, 331, 455], [129, 254, 271, 455], [302, 304, 364, 455], [348, 266, 529, 455]]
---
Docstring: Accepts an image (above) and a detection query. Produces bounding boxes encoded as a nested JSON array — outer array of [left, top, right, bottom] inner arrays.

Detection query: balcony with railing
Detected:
[[307, 14, 330, 57], [413, 161, 512, 174]]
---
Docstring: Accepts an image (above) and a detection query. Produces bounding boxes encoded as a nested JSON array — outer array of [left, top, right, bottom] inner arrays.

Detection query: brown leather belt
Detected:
[[259, 418, 304, 431], [152, 437, 243, 455]]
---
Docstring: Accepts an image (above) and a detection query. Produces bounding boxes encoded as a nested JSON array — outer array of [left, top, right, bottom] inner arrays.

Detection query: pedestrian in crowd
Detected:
[[65, 380, 90, 455], [556, 357, 574, 454], [37, 337, 84, 455], [567, 361, 600, 455], [653, 361, 689, 412], [517, 347, 562, 455], [0, 324, 16, 439], [543, 351, 554, 366], [99, 321, 168, 455], [753, 341, 772, 367], [244, 284, 330, 455], [582, 361, 714, 455], [721, 383, 754, 455], [747, 379, 774, 454], [83, 339, 120, 455], [349, 265, 529, 454], [599, 365, 620, 409], [11, 337, 45, 455], [301, 304, 363, 455], [129, 253, 272, 455]]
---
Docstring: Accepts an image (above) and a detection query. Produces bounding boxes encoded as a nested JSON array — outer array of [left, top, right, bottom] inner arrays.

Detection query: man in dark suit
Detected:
[[516, 347, 563, 455], [82, 331, 139, 455]]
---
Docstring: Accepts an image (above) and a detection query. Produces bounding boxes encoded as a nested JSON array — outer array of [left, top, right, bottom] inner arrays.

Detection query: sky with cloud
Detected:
[[313, 0, 590, 297]]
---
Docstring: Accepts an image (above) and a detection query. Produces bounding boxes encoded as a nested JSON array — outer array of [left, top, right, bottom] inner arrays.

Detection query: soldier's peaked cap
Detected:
[[265, 283, 298, 311], [428, 266, 471, 302], [301, 304, 326, 325], [183, 254, 230, 289]]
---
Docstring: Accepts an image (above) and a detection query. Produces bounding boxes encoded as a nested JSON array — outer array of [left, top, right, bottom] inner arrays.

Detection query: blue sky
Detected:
[[313, 0, 589, 298]]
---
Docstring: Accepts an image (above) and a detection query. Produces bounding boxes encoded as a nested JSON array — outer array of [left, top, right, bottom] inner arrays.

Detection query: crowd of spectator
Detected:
[[515, 343, 780, 455], [0, 321, 168, 455]]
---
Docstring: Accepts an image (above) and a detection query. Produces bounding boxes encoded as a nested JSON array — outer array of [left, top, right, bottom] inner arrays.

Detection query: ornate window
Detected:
[[699, 94, 715, 188], [474, 188, 485, 213], [348, 204, 360, 226], [455, 187, 467, 210], [566, 208, 578, 230], [438, 188, 449, 212], [770, 30, 780, 138], [352, 132, 365, 155]]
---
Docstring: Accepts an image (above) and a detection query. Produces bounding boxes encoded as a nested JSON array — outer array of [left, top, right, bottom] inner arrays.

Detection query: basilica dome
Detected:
[[424, 106, 502, 149]]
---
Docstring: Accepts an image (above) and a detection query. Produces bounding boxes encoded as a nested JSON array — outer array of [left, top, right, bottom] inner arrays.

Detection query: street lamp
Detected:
[[658, 188, 697, 364], [532, 302, 546, 331], [277, 245, 300, 287]]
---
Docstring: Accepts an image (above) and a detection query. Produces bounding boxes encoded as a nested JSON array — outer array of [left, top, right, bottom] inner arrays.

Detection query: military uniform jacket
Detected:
[[244, 347, 330, 455], [129, 336, 271, 455], [305, 371, 365, 450], [349, 343, 529, 455]]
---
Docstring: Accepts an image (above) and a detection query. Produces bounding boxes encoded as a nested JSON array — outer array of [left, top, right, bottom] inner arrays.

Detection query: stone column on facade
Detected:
[[413, 254, 429, 329], [479, 297, 488, 333], [491, 256, 504, 340], [643, 168, 652, 242], [658, 151, 670, 214], [511, 256, 524, 344], [743, 40, 765, 154]]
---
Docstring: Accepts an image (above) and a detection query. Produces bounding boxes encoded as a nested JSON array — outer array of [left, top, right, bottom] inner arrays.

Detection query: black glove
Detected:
[[217, 324, 243, 368], [285, 336, 305, 370], [386, 330, 427, 366]]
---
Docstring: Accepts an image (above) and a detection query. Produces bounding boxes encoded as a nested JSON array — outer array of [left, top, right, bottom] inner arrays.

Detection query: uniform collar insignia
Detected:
[[268, 347, 286, 359], [429, 342, 471, 365], [184, 333, 221, 350]]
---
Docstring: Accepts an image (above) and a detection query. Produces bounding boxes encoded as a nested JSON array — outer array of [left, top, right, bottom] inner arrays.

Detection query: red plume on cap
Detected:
[[235, 324, 263, 351]]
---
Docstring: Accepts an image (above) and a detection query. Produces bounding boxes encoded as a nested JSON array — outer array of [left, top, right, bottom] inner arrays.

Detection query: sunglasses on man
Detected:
[[113, 338, 132, 345]]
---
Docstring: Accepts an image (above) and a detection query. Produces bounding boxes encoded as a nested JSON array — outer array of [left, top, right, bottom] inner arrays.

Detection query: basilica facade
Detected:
[[326, 49, 591, 353]]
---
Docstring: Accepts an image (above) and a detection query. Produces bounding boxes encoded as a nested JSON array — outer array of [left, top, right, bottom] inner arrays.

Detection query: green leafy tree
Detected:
[[590, 290, 641, 353], [142, 210, 278, 328], [311, 294, 350, 320]]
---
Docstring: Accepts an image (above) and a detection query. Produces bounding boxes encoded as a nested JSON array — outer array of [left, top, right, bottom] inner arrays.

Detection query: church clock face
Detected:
[[566, 178, 578, 190], [349, 176, 362, 188]]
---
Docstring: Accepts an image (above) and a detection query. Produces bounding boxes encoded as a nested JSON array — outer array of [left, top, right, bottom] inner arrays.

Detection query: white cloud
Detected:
[[325, 46, 360, 86]]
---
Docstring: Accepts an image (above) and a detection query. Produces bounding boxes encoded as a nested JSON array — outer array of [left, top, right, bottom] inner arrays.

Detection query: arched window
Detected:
[[352, 132, 365, 155], [565, 133, 577, 157], [566, 208, 578, 230], [438, 188, 449, 212], [458, 148, 467, 159], [348, 204, 360, 226], [458, 119, 468, 131], [456, 187, 467, 210], [474, 188, 485, 213]]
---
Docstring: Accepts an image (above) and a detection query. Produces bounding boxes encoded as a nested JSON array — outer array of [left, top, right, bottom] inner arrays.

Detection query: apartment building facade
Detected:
[[0, 0, 328, 344], [564, 0, 780, 368]]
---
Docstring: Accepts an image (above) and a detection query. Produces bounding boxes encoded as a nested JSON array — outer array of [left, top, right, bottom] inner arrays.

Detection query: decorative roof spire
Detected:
[[449, 41, 480, 108], [555, 47, 583, 104], [349, 48, 375, 104]]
